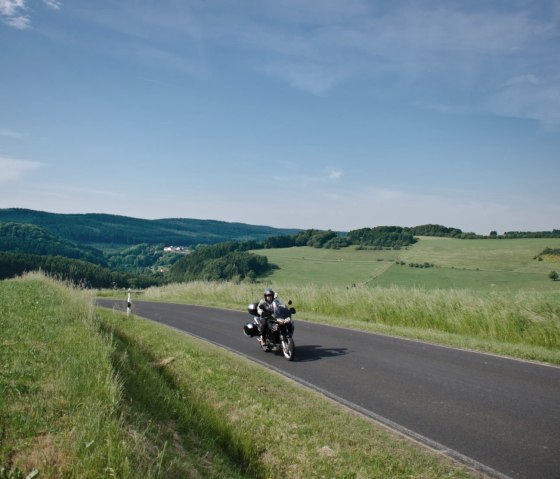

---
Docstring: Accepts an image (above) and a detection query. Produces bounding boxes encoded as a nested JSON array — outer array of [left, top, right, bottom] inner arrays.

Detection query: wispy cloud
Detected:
[[4, 0, 559, 130], [484, 75, 560, 130], [265, 184, 557, 234], [0, 157, 43, 182], [65, 3, 208, 78], [193, 1, 560, 128], [42, 0, 60, 9], [0, 128, 23, 138], [0, 0, 61, 29], [325, 167, 343, 180], [0, 0, 30, 29]]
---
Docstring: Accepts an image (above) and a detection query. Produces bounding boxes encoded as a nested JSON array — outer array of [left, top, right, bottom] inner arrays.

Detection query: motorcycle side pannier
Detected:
[[243, 322, 259, 337]]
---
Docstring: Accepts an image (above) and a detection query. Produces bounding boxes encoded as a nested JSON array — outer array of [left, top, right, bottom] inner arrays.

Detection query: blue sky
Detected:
[[1, 0, 559, 234]]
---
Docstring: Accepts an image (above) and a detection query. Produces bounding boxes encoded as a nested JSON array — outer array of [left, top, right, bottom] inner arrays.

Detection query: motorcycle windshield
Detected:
[[274, 305, 291, 319]]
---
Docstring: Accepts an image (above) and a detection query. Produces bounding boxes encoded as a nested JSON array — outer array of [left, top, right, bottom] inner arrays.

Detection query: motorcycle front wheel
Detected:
[[282, 337, 295, 361]]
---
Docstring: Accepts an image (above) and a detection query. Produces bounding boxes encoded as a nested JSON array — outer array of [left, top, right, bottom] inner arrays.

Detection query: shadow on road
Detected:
[[294, 344, 349, 362]]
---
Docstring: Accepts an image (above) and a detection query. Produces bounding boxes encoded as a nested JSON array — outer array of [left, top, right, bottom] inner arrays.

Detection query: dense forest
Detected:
[[0, 252, 160, 288], [170, 242, 272, 282], [407, 224, 471, 238], [347, 226, 417, 248], [0, 222, 107, 265], [0, 208, 299, 246]]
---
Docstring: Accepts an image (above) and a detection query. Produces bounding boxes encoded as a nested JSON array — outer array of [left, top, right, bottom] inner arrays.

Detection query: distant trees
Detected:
[[504, 230, 560, 239], [0, 252, 136, 288], [254, 227, 416, 251], [170, 243, 272, 282], [106, 243, 173, 272], [347, 226, 416, 248], [549, 271, 559, 281], [408, 224, 465, 238], [0, 222, 107, 265], [259, 229, 348, 249]]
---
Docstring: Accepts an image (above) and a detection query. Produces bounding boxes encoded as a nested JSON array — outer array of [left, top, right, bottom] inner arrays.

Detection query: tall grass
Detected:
[[0, 274, 247, 478], [296, 286, 560, 348], [0, 273, 131, 477], [122, 281, 560, 362]]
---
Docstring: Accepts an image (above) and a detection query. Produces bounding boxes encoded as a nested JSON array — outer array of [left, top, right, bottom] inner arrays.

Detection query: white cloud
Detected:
[[0, 0, 29, 28], [325, 167, 343, 180], [0, 0, 28, 28], [0, 0, 61, 28], [0, 0, 24, 16], [0, 157, 43, 182], [42, 0, 61, 9]]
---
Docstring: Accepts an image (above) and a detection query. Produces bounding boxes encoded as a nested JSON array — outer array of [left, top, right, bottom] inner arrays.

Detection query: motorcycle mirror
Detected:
[[288, 300, 292, 305]]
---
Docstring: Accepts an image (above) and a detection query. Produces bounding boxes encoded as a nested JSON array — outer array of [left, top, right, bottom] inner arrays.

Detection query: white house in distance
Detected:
[[163, 246, 190, 254]]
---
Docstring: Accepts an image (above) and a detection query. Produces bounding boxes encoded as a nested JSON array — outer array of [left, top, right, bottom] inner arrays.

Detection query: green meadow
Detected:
[[256, 246, 400, 287], [255, 237, 560, 291]]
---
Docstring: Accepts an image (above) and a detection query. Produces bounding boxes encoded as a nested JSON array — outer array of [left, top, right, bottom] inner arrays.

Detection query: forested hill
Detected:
[[0, 209, 300, 246], [0, 222, 107, 265]]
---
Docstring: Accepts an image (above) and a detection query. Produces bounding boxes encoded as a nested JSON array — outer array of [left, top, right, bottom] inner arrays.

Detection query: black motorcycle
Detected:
[[243, 301, 296, 361]]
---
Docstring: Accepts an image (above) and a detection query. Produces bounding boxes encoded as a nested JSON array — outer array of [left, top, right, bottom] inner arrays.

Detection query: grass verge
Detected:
[[1, 273, 132, 477], [0, 274, 251, 478]]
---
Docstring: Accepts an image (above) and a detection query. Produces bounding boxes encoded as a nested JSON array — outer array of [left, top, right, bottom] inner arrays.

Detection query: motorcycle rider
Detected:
[[257, 288, 278, 347]]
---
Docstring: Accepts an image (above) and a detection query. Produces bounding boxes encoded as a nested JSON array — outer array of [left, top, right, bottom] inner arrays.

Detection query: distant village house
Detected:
[[163, 246, 190, 254]]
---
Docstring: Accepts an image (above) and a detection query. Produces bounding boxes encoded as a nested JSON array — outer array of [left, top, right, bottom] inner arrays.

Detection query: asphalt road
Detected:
[[97, 299, 560, 479]]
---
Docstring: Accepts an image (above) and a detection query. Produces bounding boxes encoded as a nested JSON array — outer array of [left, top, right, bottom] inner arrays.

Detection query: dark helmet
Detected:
[[264, 288, 275, 299]]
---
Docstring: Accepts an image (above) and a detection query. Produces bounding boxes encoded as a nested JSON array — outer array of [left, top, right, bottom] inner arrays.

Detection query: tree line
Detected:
[[169, 242, 272, 283], [0, 252, 166, 289]]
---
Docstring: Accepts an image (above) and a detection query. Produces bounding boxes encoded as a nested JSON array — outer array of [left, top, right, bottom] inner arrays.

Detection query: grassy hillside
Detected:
[[256, 245, 400, 287], [0, 208, 299, 249], [1, 275, 476, 478], [253, 238, 560, 291], [399, 236, 560, 273]]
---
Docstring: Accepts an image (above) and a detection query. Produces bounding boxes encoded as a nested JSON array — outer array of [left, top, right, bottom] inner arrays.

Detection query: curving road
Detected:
[[97, 299, 560, 479]]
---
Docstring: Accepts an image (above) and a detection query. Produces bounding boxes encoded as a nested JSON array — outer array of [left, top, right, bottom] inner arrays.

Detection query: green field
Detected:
[[255, 246, 400, 287], [254, 238, 560, 291]]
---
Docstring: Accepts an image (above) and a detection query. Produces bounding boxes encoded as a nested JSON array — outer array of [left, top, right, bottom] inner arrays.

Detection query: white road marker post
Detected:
[[127, 288, 132, 318]]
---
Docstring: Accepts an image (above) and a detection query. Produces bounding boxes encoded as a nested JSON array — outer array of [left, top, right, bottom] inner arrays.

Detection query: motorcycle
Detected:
[[243, 300, 296, 361]]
